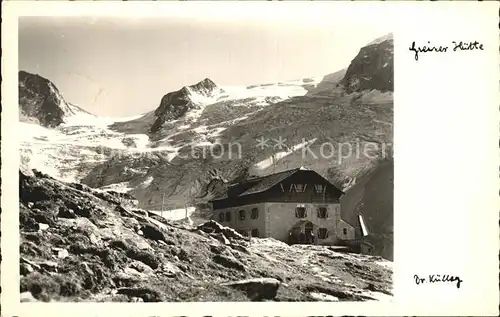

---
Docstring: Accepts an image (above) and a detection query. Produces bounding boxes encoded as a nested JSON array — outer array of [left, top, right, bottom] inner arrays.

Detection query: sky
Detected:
[[19, 15, 391, 117]]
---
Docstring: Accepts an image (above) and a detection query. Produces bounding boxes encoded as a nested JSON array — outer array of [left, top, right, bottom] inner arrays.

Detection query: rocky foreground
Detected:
[[19, 170, 392, 302]]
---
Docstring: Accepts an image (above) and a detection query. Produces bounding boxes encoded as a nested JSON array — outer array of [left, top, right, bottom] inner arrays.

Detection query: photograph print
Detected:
[[18, 15, 394, 302]]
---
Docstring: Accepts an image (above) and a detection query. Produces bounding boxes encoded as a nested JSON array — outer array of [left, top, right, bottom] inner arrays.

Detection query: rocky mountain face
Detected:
[[19, 171, 392, 302], [341, 34, 393, 94], [19, 71, 88, 128], [150, 78, 222, 133]]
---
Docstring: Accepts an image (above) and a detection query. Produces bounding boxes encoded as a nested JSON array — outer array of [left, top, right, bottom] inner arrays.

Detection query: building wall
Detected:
[[266, 202, 354, 245], [337, 219, 356, 240], [212, 201, 356, 244], [211, 203, 268, 237]]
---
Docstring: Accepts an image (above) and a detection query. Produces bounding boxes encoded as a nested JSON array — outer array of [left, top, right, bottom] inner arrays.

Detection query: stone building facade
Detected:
[[210, 167, 356, 245]]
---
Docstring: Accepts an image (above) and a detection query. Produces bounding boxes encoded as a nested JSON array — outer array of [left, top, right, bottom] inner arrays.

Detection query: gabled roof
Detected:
[[210, 167, 343, 202], [210, 168, 300, 201], [239, 168, 299, 196]]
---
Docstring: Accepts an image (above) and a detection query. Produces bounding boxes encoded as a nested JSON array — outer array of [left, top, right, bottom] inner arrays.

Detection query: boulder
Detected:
[[213, 254, 245, 272], [20, 262, 34, 276], [39, 223, 50, 231], [116, 287, 165, 302], [309, 292, 339, 302], [197, 220, 249, 242], [141, 223, 167, 242], [221, 278, 281, 301], [20, 291, 39, 302]]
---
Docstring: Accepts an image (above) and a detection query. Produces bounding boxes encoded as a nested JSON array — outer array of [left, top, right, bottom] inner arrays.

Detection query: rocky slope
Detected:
[[19, 170, 392, 302]]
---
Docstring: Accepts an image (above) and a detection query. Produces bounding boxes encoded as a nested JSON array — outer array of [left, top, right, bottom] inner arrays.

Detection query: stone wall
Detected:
[[266, 202, 350, 245], [213, 202, 355, 244]]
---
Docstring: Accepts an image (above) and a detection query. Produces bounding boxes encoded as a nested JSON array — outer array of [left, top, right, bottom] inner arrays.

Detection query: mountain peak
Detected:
[[19, 70, 58, 95], [19, 70, 70, 128], [200, 77, 216, 86], [188, 78, 218, 96], [340, 35, 394, 93], [150, 78, 220, 133], [367, 33, 393, 46]]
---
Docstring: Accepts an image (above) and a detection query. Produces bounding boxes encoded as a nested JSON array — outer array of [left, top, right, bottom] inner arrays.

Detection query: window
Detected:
[[318, 228, 328, 239], [251, 208, 259, 219], [314, 184, 324, 195], [343, 228, 348, 235], [295, 207, 307, 218], [251, 229, 259, 237], [239, 210, 246, 221], [290, 184, 306, 193], [218, 212, 225, 222], [317, 207, 328, 218], [225, 211, 232, 222]]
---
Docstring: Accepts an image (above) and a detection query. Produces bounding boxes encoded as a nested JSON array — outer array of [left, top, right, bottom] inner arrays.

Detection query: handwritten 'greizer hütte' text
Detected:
[[409, 40, 484, 61]]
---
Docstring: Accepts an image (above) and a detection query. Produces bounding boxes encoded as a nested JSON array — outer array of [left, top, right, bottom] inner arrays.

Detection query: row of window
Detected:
[[219, 207, 259, 222], [279, 183, 327, 194], [219, 206, 330, 222], [295, 207, 328, 218]]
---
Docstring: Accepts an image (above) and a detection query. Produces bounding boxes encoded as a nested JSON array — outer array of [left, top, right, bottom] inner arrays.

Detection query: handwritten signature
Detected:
[[414, 274, 463, 289], [409, 40, 484, 61]]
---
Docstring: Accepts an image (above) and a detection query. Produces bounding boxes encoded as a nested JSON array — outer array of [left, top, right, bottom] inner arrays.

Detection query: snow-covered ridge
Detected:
[[20, 72, 340, 189], [185, 86, 223, 105], [19, 73, 329, 185], [220, 76, 323, 100], [19, 108, 154, 183], [367, 33, 393, 46]]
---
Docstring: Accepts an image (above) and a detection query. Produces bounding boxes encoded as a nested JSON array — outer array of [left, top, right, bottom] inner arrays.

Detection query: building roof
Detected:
[[211, 168, 300, 201], [210, 167, 343, 202], [239, 168, 299, 196]]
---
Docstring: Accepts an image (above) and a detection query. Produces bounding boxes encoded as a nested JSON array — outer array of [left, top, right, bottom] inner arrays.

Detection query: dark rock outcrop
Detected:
[[341, 34, 394, 93], [18, 71, 90, 128], [19, 71, 67, 128], [189, 78, 218, 96], [150, 78, 220, 133], [197, 220, 250, 242]]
